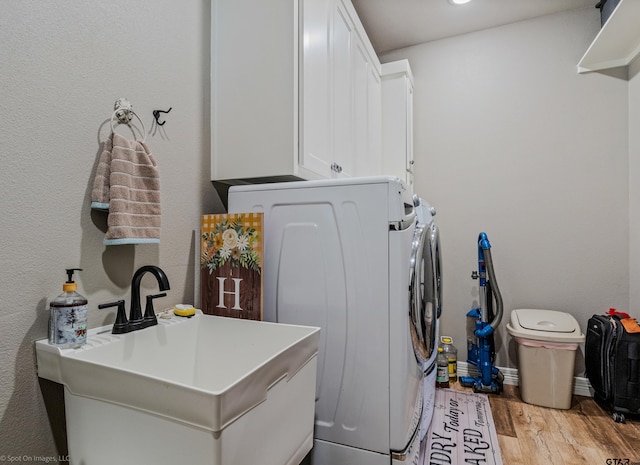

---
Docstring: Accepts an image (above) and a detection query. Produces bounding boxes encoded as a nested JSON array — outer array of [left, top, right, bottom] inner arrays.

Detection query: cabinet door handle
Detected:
[[331, 163, 343, 174]]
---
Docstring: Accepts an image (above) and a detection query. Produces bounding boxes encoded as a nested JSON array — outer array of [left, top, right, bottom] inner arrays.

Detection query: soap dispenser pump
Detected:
[[49, 268, 88, 348]]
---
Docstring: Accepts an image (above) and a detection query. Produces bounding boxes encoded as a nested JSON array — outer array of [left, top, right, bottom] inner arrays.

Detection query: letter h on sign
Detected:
[[216, 277, 243, 310]]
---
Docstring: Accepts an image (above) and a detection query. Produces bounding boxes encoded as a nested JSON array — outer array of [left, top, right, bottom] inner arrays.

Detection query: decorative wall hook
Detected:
[[153, 107, 172, 126], [114, 98, 134, 124], [110, 98, 146, 141]]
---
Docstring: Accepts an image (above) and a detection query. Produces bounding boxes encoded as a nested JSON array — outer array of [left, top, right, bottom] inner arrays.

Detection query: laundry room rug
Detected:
[[420, 388, 503, 465]]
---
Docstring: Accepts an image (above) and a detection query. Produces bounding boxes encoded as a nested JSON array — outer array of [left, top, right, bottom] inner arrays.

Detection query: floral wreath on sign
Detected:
[[201, 217, 261, 273]]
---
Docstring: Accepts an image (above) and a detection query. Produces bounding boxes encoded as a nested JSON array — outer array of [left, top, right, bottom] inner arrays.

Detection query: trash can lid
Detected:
[[507, 309, 585, 343]]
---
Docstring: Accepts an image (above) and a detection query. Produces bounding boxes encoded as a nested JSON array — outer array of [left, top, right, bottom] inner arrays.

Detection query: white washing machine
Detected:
[[228, 177, 442, 465]]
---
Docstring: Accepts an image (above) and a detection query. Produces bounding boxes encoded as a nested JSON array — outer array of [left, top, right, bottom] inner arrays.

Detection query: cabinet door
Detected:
[[352, 38, 369, 177], [351, 37, 382, 178], [332, 0, 354, 178], [406, 80, 414, 189], [212, 0, 296, 181], [300, 0, 333, 177], [300, 0, 382, 180], [365, 65, 382, 176]]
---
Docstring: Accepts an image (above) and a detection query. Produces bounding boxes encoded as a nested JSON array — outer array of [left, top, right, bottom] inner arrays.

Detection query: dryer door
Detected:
[[429, 223, 443, 319], [409, 223, 438, 365]]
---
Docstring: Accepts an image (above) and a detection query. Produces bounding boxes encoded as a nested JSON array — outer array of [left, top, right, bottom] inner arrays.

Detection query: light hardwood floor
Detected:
[[475, 383, 640, 465]]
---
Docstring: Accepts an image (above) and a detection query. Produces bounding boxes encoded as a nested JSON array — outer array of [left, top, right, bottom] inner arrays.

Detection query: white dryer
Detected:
[[228, 177, 442, 465]]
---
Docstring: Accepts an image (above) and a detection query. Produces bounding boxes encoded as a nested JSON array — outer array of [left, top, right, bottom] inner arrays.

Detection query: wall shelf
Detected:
[[578, 0, 640, 73]]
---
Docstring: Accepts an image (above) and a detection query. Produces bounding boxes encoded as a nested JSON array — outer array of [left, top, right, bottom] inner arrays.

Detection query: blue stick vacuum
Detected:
[[460, 232, 505, 394]]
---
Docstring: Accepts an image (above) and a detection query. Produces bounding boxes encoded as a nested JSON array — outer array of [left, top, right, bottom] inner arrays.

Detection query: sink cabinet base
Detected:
[[63, 357, 316, 465]]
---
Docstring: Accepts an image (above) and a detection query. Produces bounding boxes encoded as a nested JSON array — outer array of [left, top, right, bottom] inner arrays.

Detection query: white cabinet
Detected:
[[212, 0, 382, 188], [578, 0, 640, 73], [211, 0, 301, 182], [381, 60, 414, 189]]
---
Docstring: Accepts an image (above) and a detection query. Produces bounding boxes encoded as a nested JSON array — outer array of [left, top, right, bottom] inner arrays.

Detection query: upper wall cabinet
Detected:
[[578, 0, 640, 73], [381, 60, 414, 189], [211, 0, 382, 187], [211, 0, 298, 183]]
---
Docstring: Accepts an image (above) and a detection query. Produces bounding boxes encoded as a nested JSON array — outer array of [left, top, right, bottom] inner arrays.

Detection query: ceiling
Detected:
[[350, 0, 598, 55]]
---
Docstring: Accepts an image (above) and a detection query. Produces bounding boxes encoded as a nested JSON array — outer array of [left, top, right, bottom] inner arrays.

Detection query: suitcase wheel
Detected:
[[612, 412, 626, 423]]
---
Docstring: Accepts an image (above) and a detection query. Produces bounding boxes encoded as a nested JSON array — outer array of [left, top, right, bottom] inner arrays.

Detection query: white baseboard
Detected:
[[457, 361, 593, 397]]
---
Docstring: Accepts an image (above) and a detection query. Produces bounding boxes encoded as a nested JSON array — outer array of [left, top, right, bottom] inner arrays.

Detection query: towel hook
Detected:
[[110, 98, 146, 141], [153, 107, 172, 126]]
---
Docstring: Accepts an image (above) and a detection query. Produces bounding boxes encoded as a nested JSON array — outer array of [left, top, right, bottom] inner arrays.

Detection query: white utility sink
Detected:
[[36, 310, 320, 465]]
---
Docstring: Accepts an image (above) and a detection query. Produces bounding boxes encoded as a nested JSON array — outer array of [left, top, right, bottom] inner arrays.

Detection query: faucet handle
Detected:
[[99, 300, 130, 334], [143, 292, 167, 328]]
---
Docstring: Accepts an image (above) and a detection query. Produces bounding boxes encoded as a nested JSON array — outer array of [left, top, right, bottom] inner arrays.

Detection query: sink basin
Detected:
[[36, 311, 320, 465]]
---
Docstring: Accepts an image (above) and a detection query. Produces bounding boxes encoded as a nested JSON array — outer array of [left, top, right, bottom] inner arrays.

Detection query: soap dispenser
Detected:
[[49, 268, 88, 348]]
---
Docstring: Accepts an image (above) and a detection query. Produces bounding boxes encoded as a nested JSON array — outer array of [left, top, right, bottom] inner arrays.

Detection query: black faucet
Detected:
[[129, 265, 170, 331], [99, 265, 170, 334]]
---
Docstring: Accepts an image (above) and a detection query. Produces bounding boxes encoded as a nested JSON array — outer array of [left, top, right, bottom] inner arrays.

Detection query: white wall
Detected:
[[629, 59, 640, 309], [382, 8, 629, 371], [0, 0, 220, 458]]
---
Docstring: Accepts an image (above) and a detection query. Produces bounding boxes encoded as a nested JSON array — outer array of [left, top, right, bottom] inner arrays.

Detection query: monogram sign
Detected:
[[200, 213, 263, 320]]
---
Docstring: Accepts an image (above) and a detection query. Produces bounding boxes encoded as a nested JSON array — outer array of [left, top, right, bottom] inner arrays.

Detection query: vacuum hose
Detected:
[[483, 247, 503, 331]]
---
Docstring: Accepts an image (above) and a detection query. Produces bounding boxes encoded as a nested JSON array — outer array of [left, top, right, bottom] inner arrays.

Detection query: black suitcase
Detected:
[[585, 314, 640, 422]]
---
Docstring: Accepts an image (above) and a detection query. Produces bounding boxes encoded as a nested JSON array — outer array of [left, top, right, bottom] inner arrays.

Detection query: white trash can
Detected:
[[506, 309, 585, 409]]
